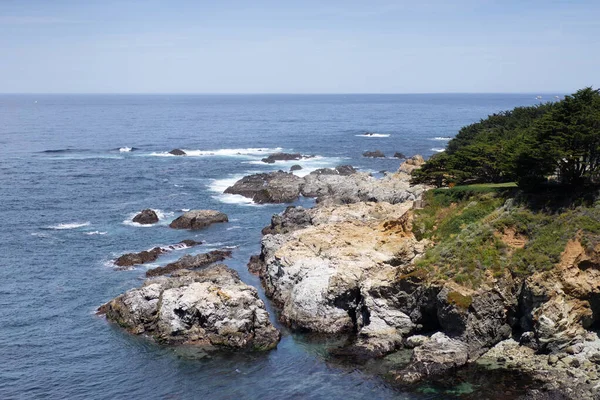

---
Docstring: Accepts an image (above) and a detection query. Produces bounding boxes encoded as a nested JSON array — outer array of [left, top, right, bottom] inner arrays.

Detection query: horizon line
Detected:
[[0, 91, 570, 96]]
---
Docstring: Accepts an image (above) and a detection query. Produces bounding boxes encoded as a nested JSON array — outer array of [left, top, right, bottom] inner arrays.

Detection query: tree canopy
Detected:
[[411, 88, 600, 188]]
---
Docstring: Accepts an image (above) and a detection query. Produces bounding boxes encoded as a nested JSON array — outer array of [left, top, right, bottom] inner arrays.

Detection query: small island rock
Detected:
[[169, 210, 228, 230], [169, 149, 186, 156], [132, 209, 159, 225], [362, 150, 385, 158]]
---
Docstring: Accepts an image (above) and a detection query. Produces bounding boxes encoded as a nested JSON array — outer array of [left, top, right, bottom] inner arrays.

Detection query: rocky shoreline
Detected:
[[100, 153, 600, 398]]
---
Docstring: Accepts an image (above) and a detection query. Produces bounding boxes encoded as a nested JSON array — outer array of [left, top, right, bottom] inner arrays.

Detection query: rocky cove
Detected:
[[98, 154, 600, 399]]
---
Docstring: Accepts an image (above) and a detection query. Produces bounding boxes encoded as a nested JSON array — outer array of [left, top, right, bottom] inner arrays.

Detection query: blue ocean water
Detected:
[[0, 94, 551, 399]]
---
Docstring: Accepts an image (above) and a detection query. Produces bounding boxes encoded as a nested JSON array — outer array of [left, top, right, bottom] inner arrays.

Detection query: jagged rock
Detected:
[[261, 206, 312, 235], [132, 209, 159, 224], [261, 152, 303, 163], [98, 264, 281, 350], [363, 150, 385, 158], [310, 165, 357, 176], [224, 171, 303, 204], [169, 210, 228, 230], [146, 249, 232, 277], [169, 149, 186, 156], [393, 152, 406, 159], [290, 164, 302, 171], [114, 240, 202, 268], [398, 155, 425, 174], [115, 247, 165, 268]]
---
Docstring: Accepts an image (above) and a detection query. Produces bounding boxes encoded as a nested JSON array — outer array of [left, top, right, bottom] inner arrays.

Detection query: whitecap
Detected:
[[122, 209, 174, 227], [85, 231, 107, 235], [431, 148, 446, 153], [355, 133, 390, 138], [226, 226, 243, 231], [46, 222, 91, 230], [245, 155, 347, 177], [119, 147, 132, 152], [430, 137, 452, 141], [149, 147, 283, 158], [180, 208, 190, 212]]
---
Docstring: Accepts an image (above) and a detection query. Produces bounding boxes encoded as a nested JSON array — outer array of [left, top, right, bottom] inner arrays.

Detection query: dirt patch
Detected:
[[498, 228, 527, 252]]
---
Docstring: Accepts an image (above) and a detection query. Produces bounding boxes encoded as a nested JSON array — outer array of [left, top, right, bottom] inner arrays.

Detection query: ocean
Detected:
[[0, 94, 551, 399]]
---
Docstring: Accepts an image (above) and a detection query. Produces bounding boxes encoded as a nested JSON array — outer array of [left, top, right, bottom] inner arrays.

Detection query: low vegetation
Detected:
[[411, 187, 600, 287]]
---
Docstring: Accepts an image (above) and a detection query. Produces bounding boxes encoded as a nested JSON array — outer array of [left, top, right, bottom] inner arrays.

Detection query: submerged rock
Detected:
[[99, 264, 281, 350], [224, 171, 303, 204], [169, 210, 228, 230], [132, 209, 159, 225], [169, 149, 186, 156], [261, 152, 303, 163], [146, 249, 232, 277], [363, 150, 385, 158]]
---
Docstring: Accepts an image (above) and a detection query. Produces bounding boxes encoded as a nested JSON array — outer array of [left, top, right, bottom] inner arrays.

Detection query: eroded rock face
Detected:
[[224, 171, 303, 204], [99, 264, 281, 350], [132, 209, 159, 224], [169, 210, 228, 230], [146, 249, 232, 277], [255, 201, 426, 354]]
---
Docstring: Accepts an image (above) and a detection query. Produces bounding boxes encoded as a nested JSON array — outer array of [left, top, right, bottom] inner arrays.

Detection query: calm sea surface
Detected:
[[0, 94, 553, 399]]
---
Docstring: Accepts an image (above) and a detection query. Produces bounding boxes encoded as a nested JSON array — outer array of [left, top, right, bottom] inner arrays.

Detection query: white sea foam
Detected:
[[431, 137, 452, 141], [119, 147, 132, 152], [226, 226, 243, 231], [149, 147, 283, 158], [246, 155, 346, 177], [85, 231, 107, 235], [122, 209, 174, 227], [46, 222, 91, 230], [431, 148, 446, 153], [180, 208, 190, 212], [208, 175, 261, 205], [355, 133, 390, 138]]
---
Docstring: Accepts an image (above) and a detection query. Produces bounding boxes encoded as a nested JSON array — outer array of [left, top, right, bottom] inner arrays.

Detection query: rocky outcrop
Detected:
[[132, 209, 159, 224], [290, 165, 302, 171], [169, 149, 186, 156], [99, 264, 281, 350], [114, 240, 202, 268], [146, 249, 232, 277], [261, 152, 303, 163], [398, 155, 425, 174], [393, 152, 406, 159], [224, 171, 303, 204], [253, 201, 427, 356], [363, 150, 385, 158], [169, 210, 228, 230], [222, 158, 428, 205]]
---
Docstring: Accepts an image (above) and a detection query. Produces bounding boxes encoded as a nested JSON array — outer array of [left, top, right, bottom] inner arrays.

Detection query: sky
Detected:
[[0, 0, 598, 94]]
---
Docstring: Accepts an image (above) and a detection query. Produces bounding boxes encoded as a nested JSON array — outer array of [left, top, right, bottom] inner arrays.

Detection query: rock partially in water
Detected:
[[99, 264, 281, 350], [290, 164, 302, 172], [310, 165, 357, 176], [169, 210, 229, 230], [393, 152, 406, 159], [169, 149, 186, 156], [224, 171, 303, 204], [146, 249, 232, 277], [261, 152, 303, 163], [114, 240, 202, 268], [363, 150, 385, 158], [132, 209, 159, 225]]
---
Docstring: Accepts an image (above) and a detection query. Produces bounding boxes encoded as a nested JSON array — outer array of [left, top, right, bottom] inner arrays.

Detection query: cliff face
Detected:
[[249, 162, 600, 398]]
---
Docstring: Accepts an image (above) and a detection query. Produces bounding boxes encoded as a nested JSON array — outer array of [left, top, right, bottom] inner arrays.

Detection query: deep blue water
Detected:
[[0, 94, 553, 399]]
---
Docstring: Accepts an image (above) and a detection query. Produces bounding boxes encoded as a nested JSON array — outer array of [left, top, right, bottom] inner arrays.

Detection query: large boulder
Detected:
[[169, 210, 228, 230], [146, 249, 232, 277], [398, 155, 425, 174], [132, 209, 159, 225], [224, 171, 303, 204], [261, 152, 303, 163], [99, 264, 281, 350]]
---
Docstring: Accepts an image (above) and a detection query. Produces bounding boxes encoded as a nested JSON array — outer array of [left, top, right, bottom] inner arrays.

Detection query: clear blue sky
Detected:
[[1, 0, 598, 93]]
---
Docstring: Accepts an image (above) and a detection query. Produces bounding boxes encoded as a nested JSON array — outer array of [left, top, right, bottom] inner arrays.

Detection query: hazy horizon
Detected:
[[1, 0, 598, 94]]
